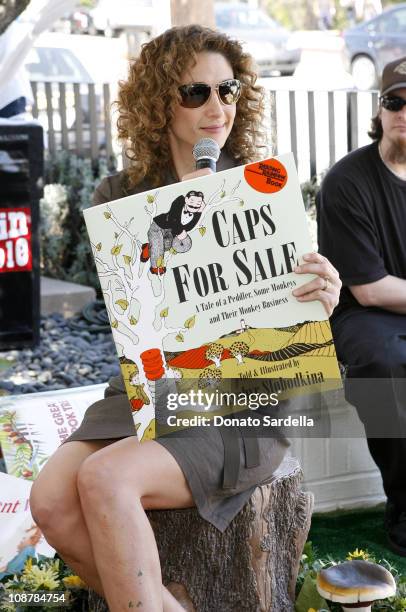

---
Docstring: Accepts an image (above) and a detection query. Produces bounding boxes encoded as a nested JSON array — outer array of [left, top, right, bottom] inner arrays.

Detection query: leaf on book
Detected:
[[111, 319, 118, 328], [146, 194, 155, 204], [123, 255, 132, 265], [184, 315, 196, 329], [239, 199, 244, 206], [115, 299, 129, 311], [169, 247, 177, 255], [103, 212, 111, 219], [111, 244, 123, 256], [160, 307, 169, 318], [141, 418, 155, 442], [95, 242, 102, 251], [129, 316, 137, 325], [156, 256, 164, 268], [114, 232, 119, 239], [220, 191, 225, 198], [175, 332, 184, 342], [199, 226, 206, 236]]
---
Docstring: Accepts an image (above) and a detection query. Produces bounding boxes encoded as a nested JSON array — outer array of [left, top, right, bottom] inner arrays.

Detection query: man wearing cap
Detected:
[[317, 57, 406, 556]]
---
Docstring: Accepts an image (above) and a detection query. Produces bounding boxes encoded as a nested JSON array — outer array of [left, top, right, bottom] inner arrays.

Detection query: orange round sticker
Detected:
[[244, 158, 288, 194]]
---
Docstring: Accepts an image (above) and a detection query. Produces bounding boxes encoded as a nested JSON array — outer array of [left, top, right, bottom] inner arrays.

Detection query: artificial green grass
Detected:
[[309, 505, 406, 574]]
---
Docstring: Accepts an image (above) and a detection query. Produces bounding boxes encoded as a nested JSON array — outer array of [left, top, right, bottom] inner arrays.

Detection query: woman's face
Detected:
[[168, 51, 237, 161]]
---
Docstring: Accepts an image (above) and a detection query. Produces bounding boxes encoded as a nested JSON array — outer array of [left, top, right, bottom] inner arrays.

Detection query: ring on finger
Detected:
[[323, 276, 330, 291]]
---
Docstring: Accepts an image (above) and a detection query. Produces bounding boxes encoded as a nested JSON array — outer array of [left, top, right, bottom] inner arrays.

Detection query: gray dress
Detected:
[[63, 154, 290, 532]]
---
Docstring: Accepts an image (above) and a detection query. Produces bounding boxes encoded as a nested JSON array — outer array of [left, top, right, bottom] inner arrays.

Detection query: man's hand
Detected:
[[350, 275, 406, 315]]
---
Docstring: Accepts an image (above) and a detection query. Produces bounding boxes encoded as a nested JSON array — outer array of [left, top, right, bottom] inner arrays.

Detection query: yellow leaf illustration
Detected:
[[199, 226, 206, 236], [184, 315, 196, 329], [169, 247, 177, 255], [103, 212, 111, 219], [160, 307, 169, 318], [156, 256, 164, 268], [175, 332, 184, 342], [220, 191, 226, 198], [95, 242, 102, 251], [146, 194, 155, 204], [115, 299, 129, 310], [111, 319, 118, 328], [129, 316, 138, 325], [123, 255, 132, 265], [111, 244, 123, 256], [141, 418, 155, 441], [239, 199, 245, 206]]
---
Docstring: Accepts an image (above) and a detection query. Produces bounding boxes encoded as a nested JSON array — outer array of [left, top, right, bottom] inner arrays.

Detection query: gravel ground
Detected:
[[0, 309, 120, 396]]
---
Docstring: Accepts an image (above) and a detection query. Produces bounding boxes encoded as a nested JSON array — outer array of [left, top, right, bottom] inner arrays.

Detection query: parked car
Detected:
[[23, 34, 127, 151], [342, 3, 406, 90], [214, 2, 301, 77], [24, 33, 127, 85]]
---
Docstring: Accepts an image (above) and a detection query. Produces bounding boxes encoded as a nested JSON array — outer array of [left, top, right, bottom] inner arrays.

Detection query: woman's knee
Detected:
[[30, 483, 78, 552], [30, 464, 77, 519], [29, 473, 57, 529], [76, 451, 135, 502]]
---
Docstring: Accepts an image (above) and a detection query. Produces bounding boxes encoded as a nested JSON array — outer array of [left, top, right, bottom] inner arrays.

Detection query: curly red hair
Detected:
[[116, 24, 266, 189]]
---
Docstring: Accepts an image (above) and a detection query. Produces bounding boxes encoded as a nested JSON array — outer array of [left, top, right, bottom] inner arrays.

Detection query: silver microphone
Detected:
[[192, 138, 220, 172]]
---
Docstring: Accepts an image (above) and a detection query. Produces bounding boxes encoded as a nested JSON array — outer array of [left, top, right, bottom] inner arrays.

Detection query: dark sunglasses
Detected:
[[178, 79, 241, 109], [380, 95, 406, 112]]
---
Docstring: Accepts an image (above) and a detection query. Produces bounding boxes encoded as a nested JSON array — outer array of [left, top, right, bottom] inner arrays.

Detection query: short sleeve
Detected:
[[317, 172, 388, 287]]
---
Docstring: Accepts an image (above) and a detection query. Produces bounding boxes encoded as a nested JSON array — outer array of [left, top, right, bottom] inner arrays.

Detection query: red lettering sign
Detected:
[[0, 207, 32, 273]]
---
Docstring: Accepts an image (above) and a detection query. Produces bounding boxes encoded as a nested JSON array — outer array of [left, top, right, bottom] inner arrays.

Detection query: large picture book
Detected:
[[84, 153, 341, 442]]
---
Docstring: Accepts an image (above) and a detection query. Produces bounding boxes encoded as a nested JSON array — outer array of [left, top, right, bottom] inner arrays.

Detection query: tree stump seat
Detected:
[[87, 456, 313, 612]]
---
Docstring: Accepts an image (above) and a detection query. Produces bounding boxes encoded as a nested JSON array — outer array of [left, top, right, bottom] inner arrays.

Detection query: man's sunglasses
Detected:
[[380, 95, 406, 112], [178, 79, 241, 109]]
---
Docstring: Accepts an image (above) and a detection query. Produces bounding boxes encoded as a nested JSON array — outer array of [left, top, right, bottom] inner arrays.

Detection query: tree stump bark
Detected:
[[87, 456, 313, 612]]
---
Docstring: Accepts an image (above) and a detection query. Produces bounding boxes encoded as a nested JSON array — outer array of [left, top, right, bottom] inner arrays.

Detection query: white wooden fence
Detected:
[[30, 81, 116, 161], [31, 81, 380, 179]]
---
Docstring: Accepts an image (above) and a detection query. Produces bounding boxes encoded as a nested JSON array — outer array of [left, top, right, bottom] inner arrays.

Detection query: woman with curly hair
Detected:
[[30, 25, 341, 611]]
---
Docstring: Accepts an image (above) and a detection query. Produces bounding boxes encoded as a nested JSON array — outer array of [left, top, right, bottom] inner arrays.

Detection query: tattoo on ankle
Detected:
[[137, 570, 143, 577], [128, 602, 134, 608]]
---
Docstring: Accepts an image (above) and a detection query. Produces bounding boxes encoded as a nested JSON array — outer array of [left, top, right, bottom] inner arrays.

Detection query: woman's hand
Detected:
[[292, 252, 342, 317]]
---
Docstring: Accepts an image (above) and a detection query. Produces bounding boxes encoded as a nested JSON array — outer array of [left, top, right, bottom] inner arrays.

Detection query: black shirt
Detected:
[[317, 142, 406, 321]]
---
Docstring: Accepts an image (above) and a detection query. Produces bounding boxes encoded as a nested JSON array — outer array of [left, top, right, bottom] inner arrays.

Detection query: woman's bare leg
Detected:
[[76, 436, 195, 612], [30, 438, 194, 611], [30, 440, 116, 594]]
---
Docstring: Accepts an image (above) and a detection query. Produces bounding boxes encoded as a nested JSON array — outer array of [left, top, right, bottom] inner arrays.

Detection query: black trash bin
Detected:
[[0, 122, 43, 350]]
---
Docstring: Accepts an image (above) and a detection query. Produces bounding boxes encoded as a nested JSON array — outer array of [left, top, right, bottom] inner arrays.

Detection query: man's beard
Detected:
[[385, 135, 406, 164]]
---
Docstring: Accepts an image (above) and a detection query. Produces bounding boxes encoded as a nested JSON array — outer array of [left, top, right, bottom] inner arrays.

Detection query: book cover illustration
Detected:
[[84, 153, 341, 442], [0, 385, 106, 479], [0, 473, 54, 579]]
